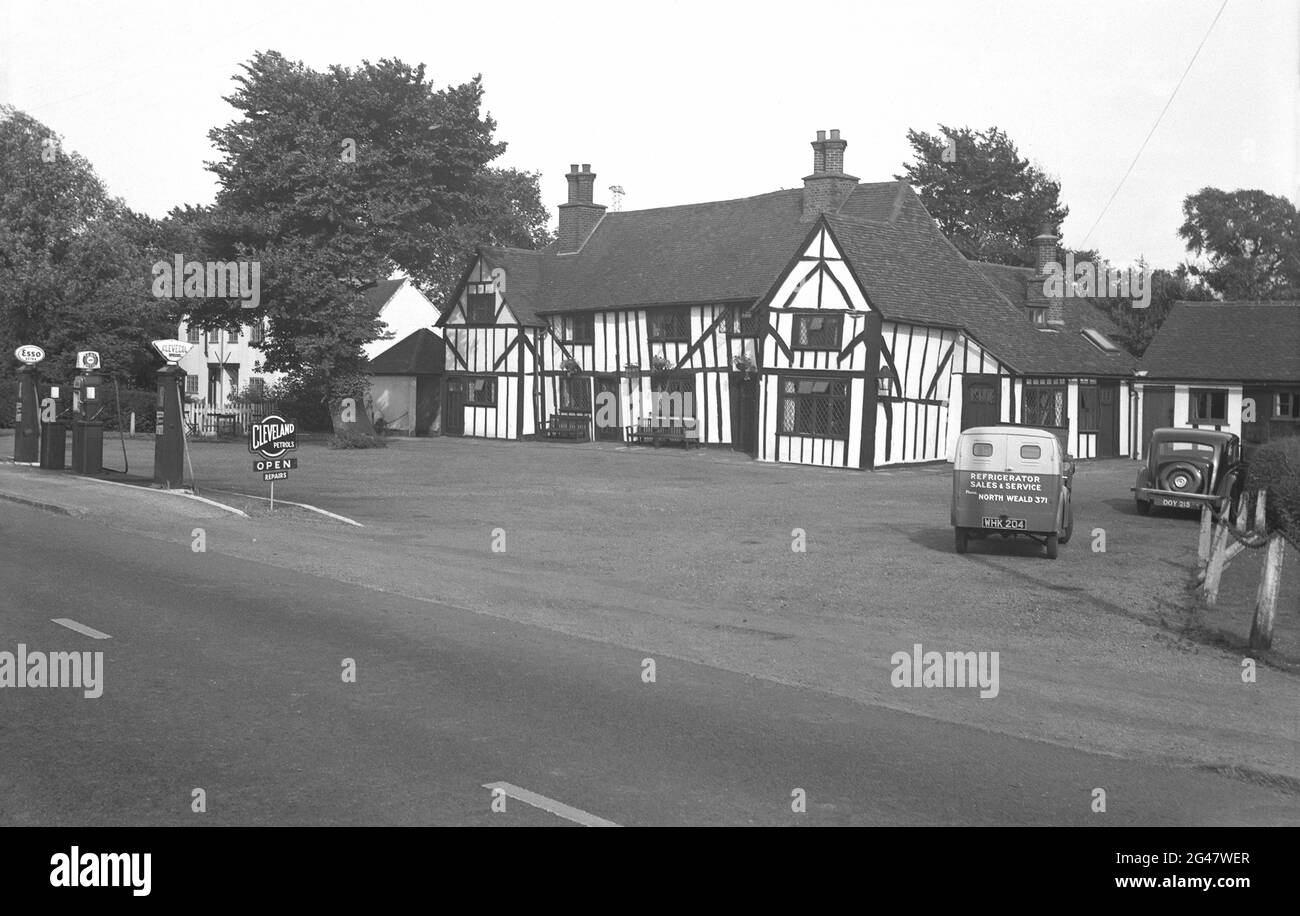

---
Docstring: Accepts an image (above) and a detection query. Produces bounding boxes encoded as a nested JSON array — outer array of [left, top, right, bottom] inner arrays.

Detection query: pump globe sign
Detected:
[[15, 345, 45, 365], [249, 415, 298, 480]]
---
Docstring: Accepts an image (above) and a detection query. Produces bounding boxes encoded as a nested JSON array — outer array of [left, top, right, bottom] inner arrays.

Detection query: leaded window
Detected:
[[780, 376, 849, 438]]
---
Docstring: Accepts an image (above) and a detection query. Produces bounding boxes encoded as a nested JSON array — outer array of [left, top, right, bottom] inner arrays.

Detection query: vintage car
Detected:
[[952, 426, 1075, 559], [1133, 428, 1243, 516]]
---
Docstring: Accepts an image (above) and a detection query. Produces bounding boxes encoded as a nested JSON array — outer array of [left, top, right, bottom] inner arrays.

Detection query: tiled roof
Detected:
[[540, 189, 817, 312], [967, 260, 1136, 376], [449, 180, 1136, 376], [479, 247, 547, 326], [360, 278, 406, 315], [1140, 301, 1300, 382], [366, 328, 445, 375]]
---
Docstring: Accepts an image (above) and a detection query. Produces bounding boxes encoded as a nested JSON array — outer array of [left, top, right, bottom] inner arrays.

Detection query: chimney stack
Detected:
[[1025, 223, 1065, 325], [803, 129, 858, 220], [558, 163, 606, 252]]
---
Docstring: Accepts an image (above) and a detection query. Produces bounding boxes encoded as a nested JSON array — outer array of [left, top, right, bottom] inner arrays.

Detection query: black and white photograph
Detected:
[[0, 0, 1296, 883]]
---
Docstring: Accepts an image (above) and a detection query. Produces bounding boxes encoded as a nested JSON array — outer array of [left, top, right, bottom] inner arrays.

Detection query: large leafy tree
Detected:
[[180, 51, 551, 404], [1178, 188, 1300, 300], [0, 106, 174, 403], [896, 125, 1068, 267]]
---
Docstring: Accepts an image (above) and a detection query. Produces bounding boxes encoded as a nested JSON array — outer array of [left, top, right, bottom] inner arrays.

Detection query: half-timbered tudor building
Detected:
[[1134, 301, 1300, 454], [437, 130, 1137, 469]]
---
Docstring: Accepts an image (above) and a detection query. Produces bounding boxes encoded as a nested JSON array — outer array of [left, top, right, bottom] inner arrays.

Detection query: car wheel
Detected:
[[1158, 461, 1204, 494], [1044, 532, 1059, 559], [1136, 498, 1152, 516], [955, 527, 969, 554]]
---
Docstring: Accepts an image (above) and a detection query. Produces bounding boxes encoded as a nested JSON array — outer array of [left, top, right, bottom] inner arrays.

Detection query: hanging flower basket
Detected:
[[650, 354, 673, 374], [732, 354, 757, 377], [561, 357, 582, 376]]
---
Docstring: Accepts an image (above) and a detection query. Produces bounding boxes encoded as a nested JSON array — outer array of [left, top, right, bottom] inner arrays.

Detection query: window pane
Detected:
[[973, 442, 993, 457], [1020, 444, 1041, 459]]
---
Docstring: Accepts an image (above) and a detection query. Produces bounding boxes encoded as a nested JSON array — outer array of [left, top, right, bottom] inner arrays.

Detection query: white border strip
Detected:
[[208, 489, 364, 527], [52, 618, 112, 639], [482, 782, 620, 827], [83, 477, 250, 518]]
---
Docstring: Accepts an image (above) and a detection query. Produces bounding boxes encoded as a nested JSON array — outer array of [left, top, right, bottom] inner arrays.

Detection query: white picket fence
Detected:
[[181, 403, 263, 437]]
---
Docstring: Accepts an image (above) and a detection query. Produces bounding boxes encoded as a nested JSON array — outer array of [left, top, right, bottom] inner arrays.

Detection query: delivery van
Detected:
[[952, 426, 1074, 559]]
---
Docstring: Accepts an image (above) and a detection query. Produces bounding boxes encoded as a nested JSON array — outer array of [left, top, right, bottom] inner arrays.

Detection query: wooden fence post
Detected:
[[1202, 521, 1231, 606], [1197, 506, 1213, 573], [1249, 534, 1285, 652]]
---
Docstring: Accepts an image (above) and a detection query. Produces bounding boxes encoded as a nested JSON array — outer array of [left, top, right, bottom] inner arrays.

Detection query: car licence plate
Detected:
[[981, 517, 1026, 530], [1154, 496, 1195, 509]]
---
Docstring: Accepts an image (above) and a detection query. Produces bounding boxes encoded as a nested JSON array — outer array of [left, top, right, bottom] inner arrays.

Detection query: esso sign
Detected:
[[151, 339, 191, 364], [14, 345, 45, 365], [76, 351, 101, 370]]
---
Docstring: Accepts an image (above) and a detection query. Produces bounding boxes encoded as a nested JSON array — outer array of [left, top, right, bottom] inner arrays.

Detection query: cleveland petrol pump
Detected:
[[12, 345, 45, 464], [151, 338, 192, 488], [70, 350, 105, 475]]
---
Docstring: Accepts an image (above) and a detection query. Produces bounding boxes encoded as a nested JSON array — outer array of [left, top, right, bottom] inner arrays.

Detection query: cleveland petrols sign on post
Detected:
[[249, 414, 297, 510]]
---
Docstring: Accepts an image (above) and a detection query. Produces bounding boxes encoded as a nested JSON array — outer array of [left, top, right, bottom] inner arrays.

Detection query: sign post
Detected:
[[249, 414, 297, 511]]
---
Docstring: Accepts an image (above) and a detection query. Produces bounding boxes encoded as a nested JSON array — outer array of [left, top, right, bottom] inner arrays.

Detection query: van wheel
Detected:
[[1059, 503, 1073, 545], [1044, 533, 1059, 559], [955, 527, 969, 554]]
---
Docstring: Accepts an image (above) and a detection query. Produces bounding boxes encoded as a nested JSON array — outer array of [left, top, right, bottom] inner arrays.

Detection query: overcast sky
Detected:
[[2, 0, 1295, 270]]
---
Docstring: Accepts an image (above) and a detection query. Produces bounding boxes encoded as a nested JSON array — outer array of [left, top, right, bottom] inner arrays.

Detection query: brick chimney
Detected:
[[1025, 223, 1065, 326], [802, 129, 858, 220], [557, 163, 606, 253]]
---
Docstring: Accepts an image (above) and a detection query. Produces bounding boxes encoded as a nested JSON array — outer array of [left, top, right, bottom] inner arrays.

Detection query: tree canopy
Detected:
[[1179, 187, 1299, 300], [896, 125, 1068, 267], [0, 106, 174, 393], [176, 51, 551, 400]]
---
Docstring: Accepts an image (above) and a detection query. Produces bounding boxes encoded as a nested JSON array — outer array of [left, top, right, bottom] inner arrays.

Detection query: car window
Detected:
[[1157, 441, 1214, 456]]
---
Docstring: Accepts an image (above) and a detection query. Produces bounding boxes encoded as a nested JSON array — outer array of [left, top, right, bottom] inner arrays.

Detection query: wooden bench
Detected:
[[544, 411, 590, 441], [626, 417, 700, 449]]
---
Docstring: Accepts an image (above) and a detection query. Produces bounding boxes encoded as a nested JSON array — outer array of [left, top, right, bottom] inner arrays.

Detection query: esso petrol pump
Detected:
[[11, 345, 44, 464], [70, 350, 105, 475]]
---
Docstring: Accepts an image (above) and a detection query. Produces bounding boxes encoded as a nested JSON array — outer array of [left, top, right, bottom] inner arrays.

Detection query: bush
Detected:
[[1245, 436, 1300, 543], [328, 430, 388, 449], [263, 376, 333, 433], [99, 387, 158, 433]]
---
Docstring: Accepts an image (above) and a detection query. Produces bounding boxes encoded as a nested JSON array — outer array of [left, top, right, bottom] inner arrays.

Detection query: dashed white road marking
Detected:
[[482, 782, 620, 827], [51, 618, 112, 640]]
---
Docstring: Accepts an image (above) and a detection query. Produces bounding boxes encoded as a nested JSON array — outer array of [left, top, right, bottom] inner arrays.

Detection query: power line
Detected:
[[1080, 0, 1229, 246]]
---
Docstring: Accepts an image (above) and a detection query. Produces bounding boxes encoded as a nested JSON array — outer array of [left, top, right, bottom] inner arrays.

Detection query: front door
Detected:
[[207, 366, 221, 407], [729, 372, 758, 455], [444, 378, 465, 437], [962, 375, 1001, 429], [416, 375, 441, 436], [1141, 386, 1175, 454], [1097, 380, 1120, 457], [594, 377, 621, 441]]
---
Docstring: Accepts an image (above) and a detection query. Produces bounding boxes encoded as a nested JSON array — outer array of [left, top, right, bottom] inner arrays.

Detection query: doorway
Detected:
[[961, 375, 1001, 429], [1141, 386, 1175, 452], [444, 378, 465, 436]]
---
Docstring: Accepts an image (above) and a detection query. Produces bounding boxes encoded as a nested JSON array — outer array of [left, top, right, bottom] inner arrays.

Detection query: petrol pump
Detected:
[[38, 381, 68, 470], [151, 338, 192, 488], [70, 350, 105, 475], [11, 345, 44, 464]]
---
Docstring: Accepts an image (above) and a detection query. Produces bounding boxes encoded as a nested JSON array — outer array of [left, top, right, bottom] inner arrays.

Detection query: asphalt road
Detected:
[[0, 504, 1293, 826]]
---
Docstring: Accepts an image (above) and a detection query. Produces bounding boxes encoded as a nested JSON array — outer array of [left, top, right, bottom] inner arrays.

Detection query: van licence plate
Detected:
[[981, 517, 1026, 530]]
